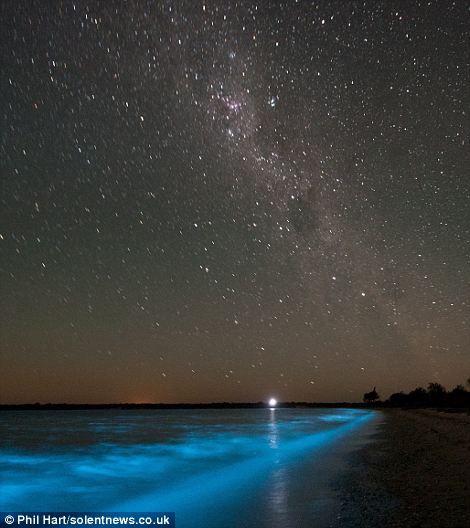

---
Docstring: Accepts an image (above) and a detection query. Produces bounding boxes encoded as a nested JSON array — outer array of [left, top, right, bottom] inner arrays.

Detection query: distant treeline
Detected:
[[364, 379, 470, 408], [387, 381, 470, 408]]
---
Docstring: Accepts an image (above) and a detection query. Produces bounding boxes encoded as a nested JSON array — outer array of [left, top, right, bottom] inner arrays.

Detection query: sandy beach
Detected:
[[335, 409, 470, 528]]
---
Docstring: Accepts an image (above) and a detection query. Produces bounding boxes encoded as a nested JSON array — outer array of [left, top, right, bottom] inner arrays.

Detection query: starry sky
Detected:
[[1, 0, 469, 404]]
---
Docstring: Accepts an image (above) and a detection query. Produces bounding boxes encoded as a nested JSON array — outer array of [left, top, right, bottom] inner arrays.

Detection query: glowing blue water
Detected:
[[0, 409, 379, 527]]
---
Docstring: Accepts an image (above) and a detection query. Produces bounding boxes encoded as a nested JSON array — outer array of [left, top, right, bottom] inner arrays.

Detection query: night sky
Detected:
[[1, 1, 469, 404]]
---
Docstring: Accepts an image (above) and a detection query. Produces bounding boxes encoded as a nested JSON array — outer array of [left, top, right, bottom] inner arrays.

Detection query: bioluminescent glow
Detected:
[[0, 409, 379, 527]]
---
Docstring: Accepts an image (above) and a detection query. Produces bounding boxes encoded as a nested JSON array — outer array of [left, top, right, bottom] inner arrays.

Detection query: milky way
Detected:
[[1, 1, 469, 403]]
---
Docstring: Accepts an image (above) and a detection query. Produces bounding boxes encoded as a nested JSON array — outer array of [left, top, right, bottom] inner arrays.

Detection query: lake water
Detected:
[[0, 408, 380, 527]]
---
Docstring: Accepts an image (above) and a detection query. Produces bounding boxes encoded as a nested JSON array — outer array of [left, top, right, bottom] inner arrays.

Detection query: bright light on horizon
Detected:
[[268, 398, 277, 407]]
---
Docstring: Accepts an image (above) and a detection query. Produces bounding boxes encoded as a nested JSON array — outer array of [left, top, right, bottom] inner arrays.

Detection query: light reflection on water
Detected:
[[268, 409, 291, 526], [0, 408, 379, 528]]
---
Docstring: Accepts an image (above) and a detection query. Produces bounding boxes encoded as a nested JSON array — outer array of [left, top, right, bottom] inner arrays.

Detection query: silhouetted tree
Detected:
[[408, 387, 429, 406], [449, 384, 469, 407], [427, 382, 447, 406], [389, 392, 408, 406], [363, 387, 379, 404]]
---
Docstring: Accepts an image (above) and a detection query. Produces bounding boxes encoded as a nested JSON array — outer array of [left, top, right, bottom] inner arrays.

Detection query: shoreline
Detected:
[[0, 402, 375, 410], [336, 409, 470, 527]]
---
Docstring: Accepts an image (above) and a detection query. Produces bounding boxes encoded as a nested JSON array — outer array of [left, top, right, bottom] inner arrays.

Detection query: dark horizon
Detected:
[[0, 401, 362, 409], [2, 378, 469, 409]]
